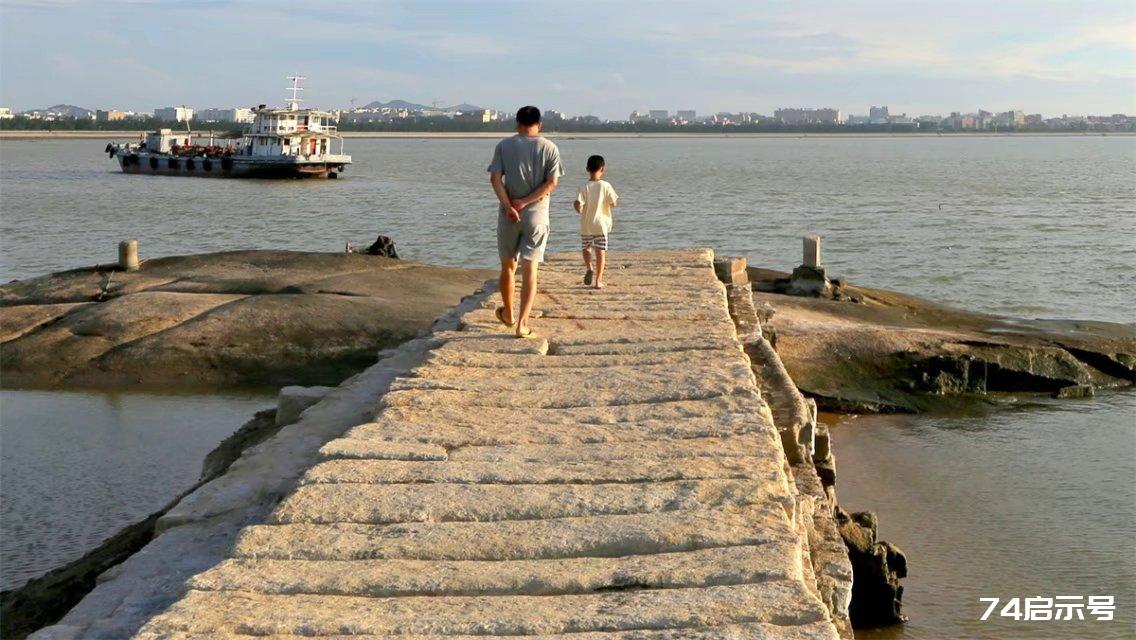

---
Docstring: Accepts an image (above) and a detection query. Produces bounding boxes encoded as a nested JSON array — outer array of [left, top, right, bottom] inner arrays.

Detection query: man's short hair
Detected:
[[586, 155, 605, 172], [516, 106, 542, 126]]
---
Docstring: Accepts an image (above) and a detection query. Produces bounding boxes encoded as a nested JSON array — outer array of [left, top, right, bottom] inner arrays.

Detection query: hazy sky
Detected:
[[2, 0, 1133, 118]]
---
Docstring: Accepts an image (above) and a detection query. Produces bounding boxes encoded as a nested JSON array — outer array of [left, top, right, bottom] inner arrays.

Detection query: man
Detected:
[[488, 106, 563, 338]]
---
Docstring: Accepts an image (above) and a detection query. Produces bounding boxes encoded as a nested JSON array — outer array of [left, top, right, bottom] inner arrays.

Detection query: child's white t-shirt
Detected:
[[575, 179, 619, 236]]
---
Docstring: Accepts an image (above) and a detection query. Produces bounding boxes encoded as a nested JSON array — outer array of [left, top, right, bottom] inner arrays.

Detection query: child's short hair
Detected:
[[516, 106, 541, 126], [586, 155, 605, 173]]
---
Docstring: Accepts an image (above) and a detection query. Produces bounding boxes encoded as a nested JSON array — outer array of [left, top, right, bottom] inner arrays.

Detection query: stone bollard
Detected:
[[118, 239, 139, 272], [803, 235, 822, 268], [790, 235, 833, 296]]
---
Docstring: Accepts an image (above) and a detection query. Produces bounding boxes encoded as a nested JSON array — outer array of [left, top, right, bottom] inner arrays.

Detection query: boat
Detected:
[[105, 76, 351, 179]]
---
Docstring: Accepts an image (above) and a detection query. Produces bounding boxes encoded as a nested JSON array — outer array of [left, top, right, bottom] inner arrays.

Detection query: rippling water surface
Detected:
[[832, 392, 1136, 640], [0, 136, 1133, 636], [2, 136, 1133, 321], [0, 390, 270, 590]]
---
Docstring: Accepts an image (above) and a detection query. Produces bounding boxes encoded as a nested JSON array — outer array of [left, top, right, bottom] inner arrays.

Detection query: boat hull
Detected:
[[114, 152, 350, 179]]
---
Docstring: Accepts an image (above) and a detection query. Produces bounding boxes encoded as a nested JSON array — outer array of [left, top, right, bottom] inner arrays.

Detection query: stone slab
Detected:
[[269, 478, 785, 524], [232, 504, 797, 561], [189, 544, 802, 597], [363, 391, 773, 432], [325, 414, 773, 449], [135, 582, 831, 637], [301, 457, 779, 485]]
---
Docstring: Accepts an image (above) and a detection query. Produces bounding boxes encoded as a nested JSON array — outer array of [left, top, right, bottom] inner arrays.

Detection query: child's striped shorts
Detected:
[[581, 234, 609, 251]]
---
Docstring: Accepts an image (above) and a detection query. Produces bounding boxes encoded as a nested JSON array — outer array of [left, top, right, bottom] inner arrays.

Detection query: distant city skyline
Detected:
[[9, 100, 1130, 126], [1, 1, 1133, 119]]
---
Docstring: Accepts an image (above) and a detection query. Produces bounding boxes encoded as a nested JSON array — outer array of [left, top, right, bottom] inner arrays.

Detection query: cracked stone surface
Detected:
[[133, 249, 840, 639]]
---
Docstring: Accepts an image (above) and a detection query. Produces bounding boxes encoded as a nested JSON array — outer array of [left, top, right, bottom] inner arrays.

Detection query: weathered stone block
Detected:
[[798, 398, 818, 459], [791, 265, 828, 281], [714, 256, 748, 285], [814, 422, 831, 462], [276, 385, 334, 426], [789, 265, 832, 297]]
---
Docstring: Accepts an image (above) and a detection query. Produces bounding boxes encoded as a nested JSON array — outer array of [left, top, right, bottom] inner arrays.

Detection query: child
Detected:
[[573, 155, 619, 288]]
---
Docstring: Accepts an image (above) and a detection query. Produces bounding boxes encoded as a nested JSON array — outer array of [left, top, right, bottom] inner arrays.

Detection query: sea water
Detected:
[[0, 136, 1132, 638]]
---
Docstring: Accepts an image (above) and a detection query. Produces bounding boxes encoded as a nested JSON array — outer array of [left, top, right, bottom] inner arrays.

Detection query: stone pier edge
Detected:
[[717, 258, 854, 639]]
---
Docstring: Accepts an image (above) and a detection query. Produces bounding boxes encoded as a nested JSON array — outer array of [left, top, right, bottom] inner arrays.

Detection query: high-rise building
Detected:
[[648, 109, 668, 120], [196, 108, 256, 123], [96, 109, 128, 122], [774, 108, 842, 125], [676, 109, 696, 121], [996, 110, 1025, 127], [154, 106, 194, 122], [869, 105, 889, 124]]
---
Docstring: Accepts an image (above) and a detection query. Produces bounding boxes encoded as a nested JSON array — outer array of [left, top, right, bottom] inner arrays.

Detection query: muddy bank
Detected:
[[749, 267, 1135, 412], [0, 250, 493, 390]]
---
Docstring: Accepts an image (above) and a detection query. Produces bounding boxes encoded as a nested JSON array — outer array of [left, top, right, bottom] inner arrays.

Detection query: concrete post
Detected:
[[803, 235, 822, 268], [118, 239, 139, 271]]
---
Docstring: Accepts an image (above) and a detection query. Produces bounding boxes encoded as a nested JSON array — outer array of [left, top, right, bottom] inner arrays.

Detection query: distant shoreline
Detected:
[[1, 130, 1133, 141]]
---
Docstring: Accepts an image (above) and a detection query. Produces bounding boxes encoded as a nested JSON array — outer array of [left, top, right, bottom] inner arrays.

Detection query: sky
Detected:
[[1, 0, 1134, 119]]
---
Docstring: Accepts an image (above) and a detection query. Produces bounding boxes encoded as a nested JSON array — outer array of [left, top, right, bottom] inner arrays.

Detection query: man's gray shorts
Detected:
[[497, 215, 549, 263]]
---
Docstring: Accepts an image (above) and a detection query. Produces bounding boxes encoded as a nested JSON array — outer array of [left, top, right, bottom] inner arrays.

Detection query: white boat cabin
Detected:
[[144, 130, 193, 154], [245, 107, 341, 158]]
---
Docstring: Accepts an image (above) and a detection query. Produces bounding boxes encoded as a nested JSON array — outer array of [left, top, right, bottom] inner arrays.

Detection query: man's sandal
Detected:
[[516, 327, 537, 339], [494, 306, 513, 327]]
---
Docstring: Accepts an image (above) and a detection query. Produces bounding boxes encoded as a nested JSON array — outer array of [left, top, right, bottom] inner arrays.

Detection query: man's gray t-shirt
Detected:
[[487, 135, 564, 226]]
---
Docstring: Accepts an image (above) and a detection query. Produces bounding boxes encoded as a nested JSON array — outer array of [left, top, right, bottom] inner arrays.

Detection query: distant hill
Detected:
[[22, 104, 93, 118], [361, 99, 431, 111], [359, 99, 487, 113]]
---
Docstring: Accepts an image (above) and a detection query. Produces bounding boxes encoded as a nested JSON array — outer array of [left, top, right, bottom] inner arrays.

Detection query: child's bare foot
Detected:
[[594, 282, 606, 289]]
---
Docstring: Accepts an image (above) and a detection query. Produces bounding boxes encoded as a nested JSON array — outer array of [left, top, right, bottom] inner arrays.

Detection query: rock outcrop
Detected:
[[0, 250, 493, 389], [750, 267, 1135, 412], [836, 509, 908, 628]]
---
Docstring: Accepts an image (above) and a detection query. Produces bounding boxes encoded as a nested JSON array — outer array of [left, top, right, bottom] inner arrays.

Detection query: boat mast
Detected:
[[286, 74, 305, 111]]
